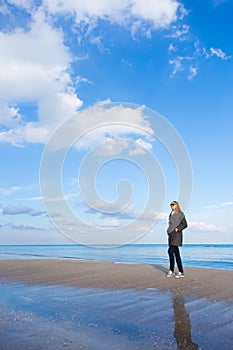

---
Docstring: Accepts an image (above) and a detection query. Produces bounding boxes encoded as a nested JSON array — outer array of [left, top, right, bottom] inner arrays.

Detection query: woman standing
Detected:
[[167, 201, 188, 278]]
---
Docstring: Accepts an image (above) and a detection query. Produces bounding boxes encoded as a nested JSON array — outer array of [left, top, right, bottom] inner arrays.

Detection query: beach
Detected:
[[1, 259, 233, 349]]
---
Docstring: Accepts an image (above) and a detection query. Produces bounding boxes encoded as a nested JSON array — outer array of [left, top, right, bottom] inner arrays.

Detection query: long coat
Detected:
[[168, 216, 188, 246]]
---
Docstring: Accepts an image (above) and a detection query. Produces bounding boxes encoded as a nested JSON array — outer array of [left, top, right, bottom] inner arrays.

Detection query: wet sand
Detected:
[[1, 260, 233, 349], [0, 259, 233, 301]]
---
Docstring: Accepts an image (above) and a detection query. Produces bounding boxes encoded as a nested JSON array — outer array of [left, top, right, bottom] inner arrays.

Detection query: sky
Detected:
[[0, 0, 233, 245]]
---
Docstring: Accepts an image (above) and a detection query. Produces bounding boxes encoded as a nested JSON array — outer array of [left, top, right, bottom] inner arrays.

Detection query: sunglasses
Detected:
[[170, 203, 176, 206]]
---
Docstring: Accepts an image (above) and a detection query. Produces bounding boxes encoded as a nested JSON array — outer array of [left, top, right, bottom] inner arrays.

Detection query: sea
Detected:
[[0, 244, 232, 270]]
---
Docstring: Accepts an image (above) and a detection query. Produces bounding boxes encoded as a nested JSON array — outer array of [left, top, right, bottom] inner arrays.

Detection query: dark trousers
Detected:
[[168, 245, 183, 273]]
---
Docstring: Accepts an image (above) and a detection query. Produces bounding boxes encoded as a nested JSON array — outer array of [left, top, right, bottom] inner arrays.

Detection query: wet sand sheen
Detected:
[[0, 259, 233, 301], [1, 259, 233, 349]]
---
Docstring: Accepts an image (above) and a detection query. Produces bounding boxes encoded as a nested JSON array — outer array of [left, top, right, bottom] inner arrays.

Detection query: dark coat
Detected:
[[168, 217, 188, 246]]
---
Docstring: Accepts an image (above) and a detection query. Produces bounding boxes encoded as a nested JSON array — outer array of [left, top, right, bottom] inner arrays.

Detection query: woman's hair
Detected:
[[171, 200, 181, 212]]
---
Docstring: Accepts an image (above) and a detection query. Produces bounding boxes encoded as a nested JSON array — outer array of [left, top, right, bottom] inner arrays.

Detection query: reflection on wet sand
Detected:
[[173, 294, 199, 350]]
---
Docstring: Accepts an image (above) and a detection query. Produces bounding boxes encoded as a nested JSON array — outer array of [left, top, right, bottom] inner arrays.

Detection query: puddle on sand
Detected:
[[0, 281, 233, 350]]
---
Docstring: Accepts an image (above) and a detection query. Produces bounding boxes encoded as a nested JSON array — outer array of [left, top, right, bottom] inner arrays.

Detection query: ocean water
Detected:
[[0, 244, 232, 270]]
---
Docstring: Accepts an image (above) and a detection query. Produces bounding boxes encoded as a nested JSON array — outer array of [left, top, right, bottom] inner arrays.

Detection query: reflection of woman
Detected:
[[173, 295, 198, 349], [167, 201, 187, 278]]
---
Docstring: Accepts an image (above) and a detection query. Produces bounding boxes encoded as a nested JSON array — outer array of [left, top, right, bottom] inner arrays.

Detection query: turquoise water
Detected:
[[0, 244, 232, 270]]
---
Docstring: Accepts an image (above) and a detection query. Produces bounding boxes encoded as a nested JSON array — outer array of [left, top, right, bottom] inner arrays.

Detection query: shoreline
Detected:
[[0, 243, 232, 271], [1, 258, 233, 302]]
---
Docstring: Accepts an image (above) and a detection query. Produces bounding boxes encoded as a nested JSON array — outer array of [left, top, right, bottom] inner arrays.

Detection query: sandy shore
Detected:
[[0, 259, 233, 301], [1, 260, 233, 349]]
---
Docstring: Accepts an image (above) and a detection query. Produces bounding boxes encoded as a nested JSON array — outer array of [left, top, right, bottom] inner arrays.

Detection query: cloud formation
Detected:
[[0, 186, 21, 196], [204, 201, 233, 209], [0, 0, 231, 147], [4, 223, 39, 230], [2, 205, 44, 216], [0, 9, 82, 146], [189, 221, 224, 232], [0, 0, 184, 146], [42, 0, 184, 30]]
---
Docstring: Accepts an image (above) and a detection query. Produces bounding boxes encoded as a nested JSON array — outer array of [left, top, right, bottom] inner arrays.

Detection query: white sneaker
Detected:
[[167, 270, 175, 277], [176, 272, 184, 278]]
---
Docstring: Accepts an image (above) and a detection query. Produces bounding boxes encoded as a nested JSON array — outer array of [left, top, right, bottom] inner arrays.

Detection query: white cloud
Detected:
[[1, 0, 184, 145], [205, 201, 233, 209], [169, 57, 183, 76], [129, 138, 152, 156], [0, 186, 21, 196], [6, 0, 32, 10], [43, 0, 183, 30], [21, 196, 43, 202], [167, 23, 231, 80], [167, 24, 190, 39], [130, 0, 181, 28], [97, 139, 131, 156], [2, 205, 44, 216], [210, 47, 231, 60], [1, 0, 230, 143], [168, 43, 177, 52], [140, 210, 168, 221], [38, 0, 186, 43], [76, 76, 93, 86], [0, 104, 21, 129], [53, 104, 155, 153], [188, 66, 198, 80], [95, 219, 122, 228], [189, 221, 224, 232], [0, 123, 49, 146], [221, 201, 233, 207], [0, 1, 10, 14], [204, 47, 231, 60], [0, 10, 82, 145], [89, 35, 107, 53]]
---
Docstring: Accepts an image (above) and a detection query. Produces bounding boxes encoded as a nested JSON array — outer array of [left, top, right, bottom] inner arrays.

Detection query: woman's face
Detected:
[[170, 202, 177, 211]]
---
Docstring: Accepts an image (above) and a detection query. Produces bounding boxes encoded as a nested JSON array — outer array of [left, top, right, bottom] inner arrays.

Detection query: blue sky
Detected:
[[0, 0, 233, 245]]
